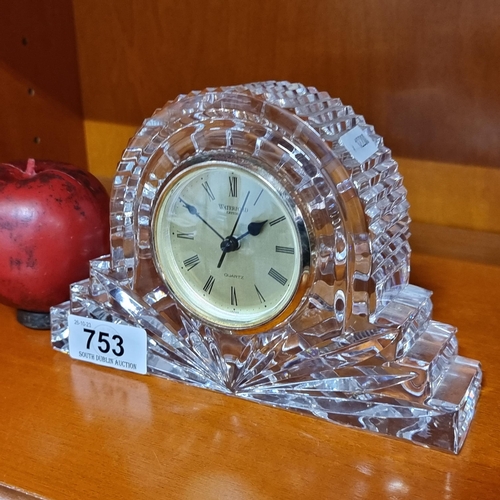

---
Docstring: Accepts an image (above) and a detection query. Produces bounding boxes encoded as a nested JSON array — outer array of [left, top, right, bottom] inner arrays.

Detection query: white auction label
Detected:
[[68, 314, 148, 375], [339, 125, 378, 164]]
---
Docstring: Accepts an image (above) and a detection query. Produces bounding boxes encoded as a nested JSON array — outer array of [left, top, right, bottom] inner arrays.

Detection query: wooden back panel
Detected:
[[0, 0, 87, 168], [1, 1, 499, 232], [73, 0, 500, 170]]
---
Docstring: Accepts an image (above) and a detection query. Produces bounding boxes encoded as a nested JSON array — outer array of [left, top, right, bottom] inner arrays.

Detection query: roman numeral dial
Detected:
[[269, 216, 285, 226], [176, 231, 194, 240], [202, 181, 215, 201], [230, 286, 238, 306], [268, 267, 288, 286], [255, 285, 266, 303], [276, 246, 294, 254], [229, 175, 238, 197], [153, 161, 306, 329], [183, 254, 200, 271], [203, 275, 215, 294]]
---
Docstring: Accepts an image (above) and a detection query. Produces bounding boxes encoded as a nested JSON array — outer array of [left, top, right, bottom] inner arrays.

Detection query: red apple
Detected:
[[0, 159, 109, 313]]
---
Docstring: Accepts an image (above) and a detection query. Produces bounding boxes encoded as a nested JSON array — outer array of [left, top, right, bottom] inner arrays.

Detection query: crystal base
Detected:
[[50, 255, 481, 454]]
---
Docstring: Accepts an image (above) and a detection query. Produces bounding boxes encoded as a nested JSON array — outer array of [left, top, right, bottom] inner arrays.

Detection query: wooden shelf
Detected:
[[0, 252, 498, 499], [2, 3, 499, 496]]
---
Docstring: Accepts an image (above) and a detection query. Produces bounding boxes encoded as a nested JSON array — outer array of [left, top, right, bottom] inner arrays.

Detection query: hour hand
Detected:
[[237, 220, 268, 241]]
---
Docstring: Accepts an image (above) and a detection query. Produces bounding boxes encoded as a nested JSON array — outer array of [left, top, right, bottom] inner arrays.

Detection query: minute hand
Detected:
[[179, 198, 224, 240], [229, 191, 250, 239]]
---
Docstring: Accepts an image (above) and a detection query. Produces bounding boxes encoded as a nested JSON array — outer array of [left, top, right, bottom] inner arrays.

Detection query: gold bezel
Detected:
[[151, 158, 313, 334]]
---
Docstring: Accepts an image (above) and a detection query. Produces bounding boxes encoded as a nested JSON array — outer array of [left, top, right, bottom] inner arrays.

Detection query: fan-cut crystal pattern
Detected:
[[51, 82, 481, 453]]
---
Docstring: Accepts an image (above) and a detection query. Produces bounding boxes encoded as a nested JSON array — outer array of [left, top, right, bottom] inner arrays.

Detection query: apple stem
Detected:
[[25, 158, 36, 176]]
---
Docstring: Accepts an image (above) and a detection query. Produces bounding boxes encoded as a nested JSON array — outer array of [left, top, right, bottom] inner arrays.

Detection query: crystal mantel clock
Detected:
[[51, 81, 481, 453]]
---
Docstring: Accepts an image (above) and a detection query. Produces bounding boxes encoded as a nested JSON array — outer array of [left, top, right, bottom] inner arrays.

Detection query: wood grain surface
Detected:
[[70, 0, 500, 233], [0, 252, 498, 500], [399, 159, 500, 233], [0, 0, 87, 168], [2, 1, 500, 233], [72, 0, 500, 168]]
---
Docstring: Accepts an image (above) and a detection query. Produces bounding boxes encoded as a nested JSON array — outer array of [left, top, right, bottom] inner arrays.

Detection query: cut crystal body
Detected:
[[51, 82, 481, 453]]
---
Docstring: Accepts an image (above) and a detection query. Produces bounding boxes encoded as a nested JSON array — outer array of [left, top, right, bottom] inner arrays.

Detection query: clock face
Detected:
[[152, 160, 305, 330]]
